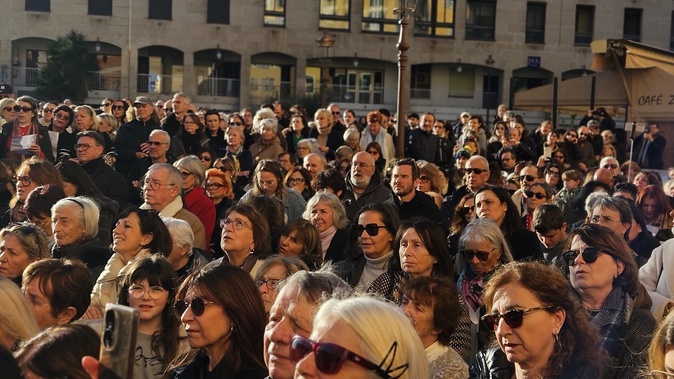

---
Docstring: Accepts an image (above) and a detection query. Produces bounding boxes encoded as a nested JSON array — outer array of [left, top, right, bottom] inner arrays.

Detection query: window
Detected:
[[207, 0, 230, 24], [624, 8, 642, 42], [411, 64, 431, 99], [25, 0, 50, 12], [415, 0, 454, 37], [320, 0, 350, 30], [89, 0, 112, 16], [574, 5, 594, 46], [449, 67, 475, 98], [362, 0, 399, 34], [526, 2, 546, 44], [264, 0, 285, 26], [149, 0, 172, 20], [466, 0, 496, 41]]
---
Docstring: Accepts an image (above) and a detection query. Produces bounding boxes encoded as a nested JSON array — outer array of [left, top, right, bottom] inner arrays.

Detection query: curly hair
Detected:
[[483, 261, 605, 377], [401, 276, 461, 345]]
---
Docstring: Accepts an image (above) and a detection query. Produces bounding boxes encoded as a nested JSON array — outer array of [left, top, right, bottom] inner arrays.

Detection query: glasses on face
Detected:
[[128, 285, 167, 299], [112, 105, 125, 110], [507, 188, 517, 195], [174, 296, 215, 317], [13, 105, 33, 113], [164, 107, 173, 112], [183, 121, 196, 126], [14, 175, 31, 187], [290, 336, 405, 378], [55, 113, 70, 121], [603, 164, 618, 169], [459, 206, 474, 215], [180, 171, 192, 180], [141, 179, 175, 191], [220, 217, 249, 230], [102, 102, 111, 107], [519, 175, 537, 182], [229, 121, 243, 126], [546, 171, 560, 178], [461, 247, 495, 262], [205, 182, 224, 189], [481, 306, 555, 331], [553, 154, 564, 159], [418, 175, 431, 183], [353, 223, 387, 237], [465, 168, 487, 175], [567, 134, 577, 139], [524, 191, 547, 200], [146, 140, 166, 146], [331, 112, 340, 115], [579, 132, 588, 136], [200, 156, 211, 162], [42, 108, 54, 114], [287, 178, 305, 185], [563, 247, 600, 266], [650, 370, 674, 379], [75, 143, 96, 151], [255, 278, 282, 289]]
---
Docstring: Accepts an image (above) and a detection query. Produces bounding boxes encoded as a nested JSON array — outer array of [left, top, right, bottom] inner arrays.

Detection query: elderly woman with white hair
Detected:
[[51, 197, 112, 280], [173, 155, 216, 252], [162, 217, 211, 283], [303, 192, 350, 263], [295, 138, 321, 162], [292, 296, 429, 379], [250, 117, 284, 164]]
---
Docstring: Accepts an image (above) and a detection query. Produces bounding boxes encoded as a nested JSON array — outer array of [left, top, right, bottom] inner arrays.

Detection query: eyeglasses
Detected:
[[112, 105, 125, 110], [418, 175, 430, 183], [524, 191, 547, 200], [42, 108, 54, 114], [75, 143, 96, 151], [353, 223, 387, 237], [650, 369, 674, 379], [229, 121, 243, 126], [481, 306, 555, 331], [174, 296, 215, 317], [563, 247, 600, 266], [579, 132, 588, 136], [220, 217, 249, 230], [461, 248, 495, 262], [128, 285, 167, 299], [287, 178, 305, 185], [180, 171, 192, 179], [2, 107, 12, 112], [590, 215, 619, 225], [146, 140, 167, 146], [102, 102, 111, 107], [553, 155, 564, 159], [603, 164, 618, 169], [15, 175, 31, 187], [459, 206, 474, 215], [141, 179, 175, 191], [183, 121, 196, 125], [200, 156, 211, 162], [205, 182, 224, 189], [465, 168, 487, 175], [331, 112, 340, 115], [13, 106, 33, 113], [255, 278, 282, 289], [367, 150, 379, 155], [290, 336, 407, 378], [567, 134, 577, 138], [507, 188, 517, 195], [55, 113, 70, 121], [519, 175, 537, 182]]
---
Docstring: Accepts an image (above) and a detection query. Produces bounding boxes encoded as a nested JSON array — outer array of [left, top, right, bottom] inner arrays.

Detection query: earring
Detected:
[[249, 246, 255, 255], [553, 332, 562, 350]]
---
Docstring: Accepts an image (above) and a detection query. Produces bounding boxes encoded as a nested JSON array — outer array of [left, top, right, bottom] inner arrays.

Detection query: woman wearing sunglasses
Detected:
[[5, 157, 63, 226], [448, 193, 475, 258], [522, 183, 552, 231], [0, 96, 53, 163], [475, 261, 603, 378], [168, 264, 267, 378], [0, 222, 50, 286], [118, 255, 182, 379], [292, 296, 428, 378], [565, 224, 656, 379], [303, 192, 350, 265], [204, 168, 234, 259], [0, 98, 16, 127], [173, 156, 216, 252]]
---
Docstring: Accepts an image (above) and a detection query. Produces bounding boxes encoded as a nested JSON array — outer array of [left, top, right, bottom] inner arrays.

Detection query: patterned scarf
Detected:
[[458, 265, 499, 312], [587, 286, 632, 362]]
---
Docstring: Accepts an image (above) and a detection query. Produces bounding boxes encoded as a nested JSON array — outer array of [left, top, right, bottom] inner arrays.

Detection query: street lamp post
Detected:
[[485, 54, 495, 123], [316, 30, 335, 108], [394, 0, 417, 158]]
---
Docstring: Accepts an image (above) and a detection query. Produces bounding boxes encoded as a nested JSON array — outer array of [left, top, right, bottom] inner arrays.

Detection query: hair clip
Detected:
[[375, 341, 409, 379]]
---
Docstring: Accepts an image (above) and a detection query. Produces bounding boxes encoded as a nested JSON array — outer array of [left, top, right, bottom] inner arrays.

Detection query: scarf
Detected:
[[361, 128, 390, 161], [319, 226, 337, 258], [588, 286, 632, 361], [6, 120, 39, 161], [458, 265, 499, 313]]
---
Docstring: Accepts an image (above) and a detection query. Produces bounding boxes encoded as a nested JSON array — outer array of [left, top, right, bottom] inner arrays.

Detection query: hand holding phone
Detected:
[[98, 304, 139, 379]]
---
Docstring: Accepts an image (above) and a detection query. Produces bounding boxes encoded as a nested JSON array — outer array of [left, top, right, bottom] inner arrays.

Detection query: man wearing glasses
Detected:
[[77, 130, 129, 208], [328, 103, 346, 134], [129, 130, 174, 204], [441, 156, 490, 227]]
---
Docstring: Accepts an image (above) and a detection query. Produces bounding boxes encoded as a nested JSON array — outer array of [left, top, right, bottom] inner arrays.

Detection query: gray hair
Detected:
[[343, 128, 360, 142], [225, 125, 245, 142], [279, 269, 352, 305], [592, 196, 633, 224], [303, 192, 349, 230], [456, 218, 514, 276], [254, 255, 309, 283], [148, 163, 183, 193], [297, 138, 321, 155], [584, 191, 609, 216], [259, 117, 279, 134], [253, 108, 275, 134], [51, 197, 100, 242], [149, 129, 171, 144], [172, 92, 191, 104], [162, 217, 193, 254], [174, 155, 206, 187]]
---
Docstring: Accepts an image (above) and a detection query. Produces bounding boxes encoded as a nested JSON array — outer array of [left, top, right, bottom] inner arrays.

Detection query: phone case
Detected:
[[99, 304, 140, 379]]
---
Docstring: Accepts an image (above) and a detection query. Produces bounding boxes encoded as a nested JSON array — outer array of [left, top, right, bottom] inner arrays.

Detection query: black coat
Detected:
[[309, 127, 344, 161], [81, 157, 129, 209], [52, 239, 113, 280]]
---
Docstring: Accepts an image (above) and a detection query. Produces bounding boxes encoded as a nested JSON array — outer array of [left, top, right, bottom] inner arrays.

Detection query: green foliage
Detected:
[[35, 30, 99, 103]]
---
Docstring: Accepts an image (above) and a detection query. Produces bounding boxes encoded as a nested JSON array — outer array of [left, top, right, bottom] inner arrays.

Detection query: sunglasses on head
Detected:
[[353, 223, 387, 237], [519, 174, 537, 182], [481, 306, 555, 331], [174, 296, 215, 317], [563, 247, 600, 266], [13, 105, 33, 113], [465, 168, 487, 175], [290, 336, 407, 378], [524, 190, 547, 200], [460, 248, 494, 262]]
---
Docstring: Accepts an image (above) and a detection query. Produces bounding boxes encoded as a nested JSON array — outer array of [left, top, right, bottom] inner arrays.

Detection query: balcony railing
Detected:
[[88, 71, 121, 91], [137, 74, 183, 95], [249, 81, 294, 103], [324, 84, 384, 105], [12, 67, 40, 87], [197, 76, 240, 97]]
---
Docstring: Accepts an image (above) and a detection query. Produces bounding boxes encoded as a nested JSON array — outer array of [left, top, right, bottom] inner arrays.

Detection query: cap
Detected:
[[455, 149, 471, 160], [0, 83, 13, 94], [587, 120, 601, 128], [460, 112, 470, 118], [133, 96, 153, 105], [408, 113, 419, 119]]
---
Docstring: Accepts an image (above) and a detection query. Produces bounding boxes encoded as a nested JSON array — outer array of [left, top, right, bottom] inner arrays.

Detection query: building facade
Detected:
[[1, 0, 672, 121]]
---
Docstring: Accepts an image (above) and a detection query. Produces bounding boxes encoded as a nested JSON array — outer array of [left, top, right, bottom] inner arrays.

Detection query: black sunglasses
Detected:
[[524, 191, 547, 200], [465, 168, 487, 175], [111, 105, 125, 110], [519, 175, 537, 182], [174, 296, 215, 317], [200, 156, 212, 161], [353, 223, 387, 237], [13, 105, 33, 113], [461, 248, 494, 262], [290, 336, 407, 378], [507, 188, 517, 195], [481, 306, 555, 331], [229, 121, 243, 126], [563, 247, 600, 266], [146, 141, 166, 146]]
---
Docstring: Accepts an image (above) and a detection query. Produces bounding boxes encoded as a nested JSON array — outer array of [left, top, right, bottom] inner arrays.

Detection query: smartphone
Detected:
[[99, 304, 140, 379]]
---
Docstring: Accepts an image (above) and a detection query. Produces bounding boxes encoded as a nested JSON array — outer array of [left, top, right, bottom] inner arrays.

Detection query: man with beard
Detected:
[[390, 159, 441, 224], [441, 155, 490, 227], [343, 152, 394, 220]]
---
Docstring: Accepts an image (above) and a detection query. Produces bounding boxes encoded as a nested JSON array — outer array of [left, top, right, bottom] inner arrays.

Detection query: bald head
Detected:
[[593, 168, 613, 186], [303, 153, 326, 178]]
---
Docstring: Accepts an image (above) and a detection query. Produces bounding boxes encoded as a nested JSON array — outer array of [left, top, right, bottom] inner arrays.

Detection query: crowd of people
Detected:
[[0, 93, 673, 379]]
